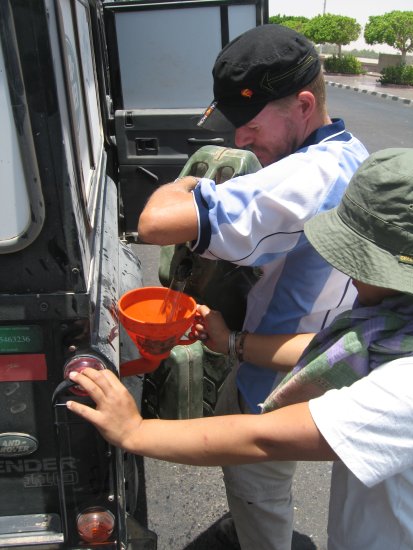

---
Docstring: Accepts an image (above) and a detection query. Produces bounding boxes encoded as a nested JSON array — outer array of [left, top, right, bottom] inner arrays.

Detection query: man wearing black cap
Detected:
[[138, 24, 368, 550]]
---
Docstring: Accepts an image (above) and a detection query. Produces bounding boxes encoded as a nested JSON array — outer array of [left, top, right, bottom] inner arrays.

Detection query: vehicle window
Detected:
[[75, 0, 102, 175], [112, 2, 263, 110], [228, 4, 259, 40], [0, 30, 44, 253], [55, 0, 103, 221], [115, 6, 221, 109]]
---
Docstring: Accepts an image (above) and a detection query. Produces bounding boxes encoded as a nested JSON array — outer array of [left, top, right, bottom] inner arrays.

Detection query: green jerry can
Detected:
[[142, 342, 205, 419], [143, 146, 262, 419]]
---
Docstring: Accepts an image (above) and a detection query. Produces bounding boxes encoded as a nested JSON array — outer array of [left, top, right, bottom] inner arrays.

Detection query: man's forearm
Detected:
[[197, 305, 315, 372], [138, 176, 200, 245], [241, 332, 315, 372]]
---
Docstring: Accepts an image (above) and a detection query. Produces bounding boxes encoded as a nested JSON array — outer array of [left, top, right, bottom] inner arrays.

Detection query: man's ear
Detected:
[[296, 90, 316, 121]]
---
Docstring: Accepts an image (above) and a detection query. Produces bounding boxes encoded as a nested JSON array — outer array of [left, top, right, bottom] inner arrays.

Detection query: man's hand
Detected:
[[195, 304, 231, 355], [66, 368, 142, 451]]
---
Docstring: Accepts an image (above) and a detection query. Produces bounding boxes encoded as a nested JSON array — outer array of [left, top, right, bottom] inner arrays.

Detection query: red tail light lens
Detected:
[[63, 354, 106, 396], [77, 506, 115, 543]]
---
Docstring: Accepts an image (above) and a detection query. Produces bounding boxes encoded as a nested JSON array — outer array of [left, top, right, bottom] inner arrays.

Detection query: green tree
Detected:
[[305, 14, 361, 57], [269, 14, 309, 35], [364, 11, 413, 63]]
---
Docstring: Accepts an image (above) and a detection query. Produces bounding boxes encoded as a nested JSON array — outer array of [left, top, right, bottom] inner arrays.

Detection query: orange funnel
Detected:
[[118, 286, 197, 376]]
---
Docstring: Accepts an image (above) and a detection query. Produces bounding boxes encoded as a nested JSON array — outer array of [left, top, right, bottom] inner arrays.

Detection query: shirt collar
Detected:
[[298, 118, 349, 151]]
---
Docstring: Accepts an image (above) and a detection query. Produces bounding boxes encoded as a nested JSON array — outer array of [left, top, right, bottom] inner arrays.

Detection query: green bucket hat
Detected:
[[304, 148, 413, 295]]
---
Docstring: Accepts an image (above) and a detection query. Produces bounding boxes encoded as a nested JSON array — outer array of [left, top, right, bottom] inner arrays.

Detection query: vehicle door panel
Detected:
[[103, 0, 267, 233]]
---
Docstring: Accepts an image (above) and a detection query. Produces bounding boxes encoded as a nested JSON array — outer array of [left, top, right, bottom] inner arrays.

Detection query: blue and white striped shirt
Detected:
[[192, 119, 369, 412]]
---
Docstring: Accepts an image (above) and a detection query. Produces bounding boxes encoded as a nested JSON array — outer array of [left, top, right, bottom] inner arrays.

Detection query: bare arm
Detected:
[[67, 368, 337, 465], [138, 176, 200, 245], [241, 332, 315, 371], [196, 305, 315, 372]]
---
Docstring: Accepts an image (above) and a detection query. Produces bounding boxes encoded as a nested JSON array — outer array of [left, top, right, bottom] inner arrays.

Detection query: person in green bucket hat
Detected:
[[67, 148, 413, 550]]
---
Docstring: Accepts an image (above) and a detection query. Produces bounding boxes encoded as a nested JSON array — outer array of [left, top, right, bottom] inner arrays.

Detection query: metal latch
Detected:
[[125, 111, 133, 127]]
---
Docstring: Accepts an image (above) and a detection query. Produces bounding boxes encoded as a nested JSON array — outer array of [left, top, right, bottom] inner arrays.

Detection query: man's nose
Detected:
[[234, 126, 252, 149]]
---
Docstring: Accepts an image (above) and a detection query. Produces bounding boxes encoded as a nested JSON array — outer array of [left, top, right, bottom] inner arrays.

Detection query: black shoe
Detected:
[[215, 515, 241, 549]]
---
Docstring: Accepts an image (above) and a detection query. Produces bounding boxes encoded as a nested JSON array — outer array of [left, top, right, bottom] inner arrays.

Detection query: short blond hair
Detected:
[[270, 70, 326, 114], [303, 70, 326, 110]]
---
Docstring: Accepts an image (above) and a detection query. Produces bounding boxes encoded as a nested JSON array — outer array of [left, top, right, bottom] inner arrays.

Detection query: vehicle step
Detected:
[[0, 514, 63, 546]]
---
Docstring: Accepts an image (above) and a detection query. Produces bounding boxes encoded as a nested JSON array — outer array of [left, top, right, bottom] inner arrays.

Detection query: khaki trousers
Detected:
[[215, 367, 297, 550]]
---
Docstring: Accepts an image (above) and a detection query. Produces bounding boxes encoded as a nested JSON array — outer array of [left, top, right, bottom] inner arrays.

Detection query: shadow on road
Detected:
[[134, 452, 318, 550], [181, 513, 317, 550]]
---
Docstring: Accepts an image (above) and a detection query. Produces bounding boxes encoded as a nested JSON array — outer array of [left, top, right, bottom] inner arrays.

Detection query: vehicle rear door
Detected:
[[102, 0, 268, 234]]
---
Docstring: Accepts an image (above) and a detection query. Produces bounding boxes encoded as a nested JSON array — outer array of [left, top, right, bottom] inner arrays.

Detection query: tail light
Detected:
[[63, 354, 106, 396], [77, 507, 115, 543]]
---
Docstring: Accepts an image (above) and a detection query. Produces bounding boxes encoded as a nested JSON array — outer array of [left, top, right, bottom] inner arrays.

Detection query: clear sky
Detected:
[[268, 0, 413, 52]]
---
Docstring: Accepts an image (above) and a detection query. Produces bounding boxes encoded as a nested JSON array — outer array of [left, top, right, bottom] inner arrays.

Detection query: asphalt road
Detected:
[[326, 83, 413, 152], [132, 86, 413, 550]]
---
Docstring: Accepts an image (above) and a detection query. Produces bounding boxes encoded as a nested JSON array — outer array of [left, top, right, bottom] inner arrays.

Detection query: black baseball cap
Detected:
[[198, 24, 321, 130]]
